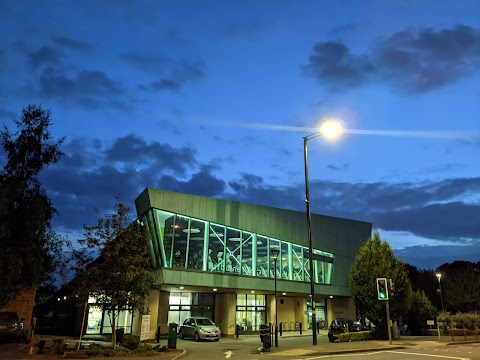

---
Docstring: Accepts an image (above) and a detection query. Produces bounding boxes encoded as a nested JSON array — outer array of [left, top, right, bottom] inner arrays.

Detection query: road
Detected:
[[304, 345, 480, 360], [176, 334, 480, 360]]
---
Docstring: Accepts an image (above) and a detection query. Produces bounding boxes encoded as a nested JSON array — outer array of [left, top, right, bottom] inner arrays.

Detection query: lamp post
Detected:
[[303, 119, 344, 346], [271, 246, 280, 348], [436, 273, 444, 312]]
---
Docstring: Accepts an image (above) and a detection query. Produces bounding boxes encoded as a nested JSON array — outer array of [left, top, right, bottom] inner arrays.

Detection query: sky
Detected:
[[0, 0, 479, 271]]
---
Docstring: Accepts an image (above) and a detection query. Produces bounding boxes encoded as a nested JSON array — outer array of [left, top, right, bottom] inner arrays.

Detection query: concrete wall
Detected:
[[326, 297, 357, 325], [215, 293, 236, 336]]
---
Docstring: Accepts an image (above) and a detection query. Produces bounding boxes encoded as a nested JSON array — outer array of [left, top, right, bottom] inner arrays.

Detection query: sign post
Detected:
[[140, 315, 151, 342]]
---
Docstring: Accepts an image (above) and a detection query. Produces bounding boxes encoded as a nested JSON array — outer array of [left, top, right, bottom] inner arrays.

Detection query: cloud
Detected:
[[39, 67, 127, 109], [120, 51, 206, 92], [27, 46, 63, 69], [41, 135, 200, 229], [51, 36, 93, 53], [105, 134, 197, 174], [304, 25, 480, 93], [374, 25, 480, 92], [156, 165, 226, 197], [303, 42, 375, 88]]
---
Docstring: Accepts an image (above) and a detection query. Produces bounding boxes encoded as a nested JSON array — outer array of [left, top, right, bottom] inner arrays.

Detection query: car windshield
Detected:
[[0, 312, 18, 320], [196, 318, 214, 326]]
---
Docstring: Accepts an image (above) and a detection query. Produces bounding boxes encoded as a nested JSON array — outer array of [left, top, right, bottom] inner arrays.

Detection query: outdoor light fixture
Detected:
[[303, 118, 344, 346], [271, 246, 280, 348]]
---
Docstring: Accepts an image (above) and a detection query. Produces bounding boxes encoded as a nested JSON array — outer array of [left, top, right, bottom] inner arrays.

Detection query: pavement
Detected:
[[241, 330, 480, 358], [188, 330, 480, 358], [32, 329, 480, 360]]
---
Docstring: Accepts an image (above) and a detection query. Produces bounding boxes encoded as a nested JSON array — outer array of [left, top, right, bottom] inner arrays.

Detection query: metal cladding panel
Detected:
[[159, 269, 350, 296]]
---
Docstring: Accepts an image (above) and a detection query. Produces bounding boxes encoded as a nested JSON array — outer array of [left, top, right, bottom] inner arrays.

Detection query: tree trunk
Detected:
[[111, 306, 116, 349]]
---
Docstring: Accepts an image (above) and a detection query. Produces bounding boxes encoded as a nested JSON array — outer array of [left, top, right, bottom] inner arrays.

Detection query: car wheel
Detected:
[[214, 338, 219, 341], [328, 336, 335, 343], [194, 332, 200, 342], [178, 331, 184, 339]]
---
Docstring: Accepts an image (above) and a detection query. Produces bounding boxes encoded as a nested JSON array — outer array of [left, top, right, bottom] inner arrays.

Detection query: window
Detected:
[[208, 224, 225, 272], [147, 209, 335, 285]]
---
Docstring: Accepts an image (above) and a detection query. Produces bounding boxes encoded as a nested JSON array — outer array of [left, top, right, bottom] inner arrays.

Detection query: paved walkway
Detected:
[[246, 330, 480, 357], [32, 330, 480, 360]]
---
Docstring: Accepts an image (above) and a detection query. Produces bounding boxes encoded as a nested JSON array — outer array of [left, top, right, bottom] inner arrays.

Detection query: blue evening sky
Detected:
[[1, 0, 479, 270]]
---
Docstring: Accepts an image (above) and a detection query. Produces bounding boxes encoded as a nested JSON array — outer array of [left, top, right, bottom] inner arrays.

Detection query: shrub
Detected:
[[51, 338, 66, 354], [336, 331, 376, 342], [122, 334, 140, 350]]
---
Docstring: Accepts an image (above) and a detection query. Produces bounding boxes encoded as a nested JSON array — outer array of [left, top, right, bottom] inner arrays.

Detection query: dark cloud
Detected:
[[156, 165, 226, 197], [41, 135, 200, 229], [374, 25, 480, 92], [39, 67, 126, 109], [140, 79, 181, 92], [51, 36, 93, 53], [27, 46, 63, 69], [40, 68, 122, 96], [304, 25, 480, 93], [303, 42, 375, 88], [105, 134, 197, 174], [120, 52, 205, 92]]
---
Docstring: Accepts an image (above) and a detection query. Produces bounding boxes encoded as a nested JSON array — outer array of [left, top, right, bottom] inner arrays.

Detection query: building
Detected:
[[110, 187, 372, 339]]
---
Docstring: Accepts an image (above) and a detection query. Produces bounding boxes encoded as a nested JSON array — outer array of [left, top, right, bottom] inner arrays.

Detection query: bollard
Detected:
[[167, 323, 177, 349], [280, 322, 282, 336], [236, 324, 240, 338], [156, 325, 161, 343], [299, 322, 302, 335]]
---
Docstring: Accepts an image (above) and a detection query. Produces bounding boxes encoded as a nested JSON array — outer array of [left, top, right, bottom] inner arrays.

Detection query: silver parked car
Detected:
[[178, 316, 221, 341]]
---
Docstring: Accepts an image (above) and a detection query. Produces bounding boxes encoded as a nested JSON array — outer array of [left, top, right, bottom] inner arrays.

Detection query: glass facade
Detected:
[[236, 294, 266, 333], [143, 208, 335, 284], [85, 297, 133, 335]]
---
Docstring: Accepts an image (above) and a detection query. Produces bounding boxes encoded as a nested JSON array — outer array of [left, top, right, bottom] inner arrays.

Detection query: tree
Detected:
[[71, 200, 156, 347], [441, 264, 480, 313], [351, 230, 413, 332], [0, 105, 65, 307], [404, 290, 437, 335], [405, 265, 443, 311]]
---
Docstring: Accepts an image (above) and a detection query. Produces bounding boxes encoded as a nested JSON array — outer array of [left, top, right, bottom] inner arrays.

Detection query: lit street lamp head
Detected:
[[319, 119, 345, 140]]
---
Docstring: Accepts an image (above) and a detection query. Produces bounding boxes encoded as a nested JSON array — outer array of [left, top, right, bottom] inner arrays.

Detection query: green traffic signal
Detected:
[[376, 278, 389, 300]]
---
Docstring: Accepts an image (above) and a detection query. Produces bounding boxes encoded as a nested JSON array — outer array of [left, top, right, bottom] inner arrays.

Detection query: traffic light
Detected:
[[376, 278, 389, 300], [389, 279, 395, 298]]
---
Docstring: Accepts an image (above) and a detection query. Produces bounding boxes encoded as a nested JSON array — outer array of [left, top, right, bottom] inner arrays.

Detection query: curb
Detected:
[[315, 345, 406, 355], [170, 348, 187, 360]]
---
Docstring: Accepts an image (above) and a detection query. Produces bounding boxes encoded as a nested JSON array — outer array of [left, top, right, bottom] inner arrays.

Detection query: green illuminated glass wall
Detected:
[[142, 208, 334, 285]]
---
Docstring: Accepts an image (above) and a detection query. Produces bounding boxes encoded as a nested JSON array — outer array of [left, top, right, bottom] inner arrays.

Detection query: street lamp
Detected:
[[436, 273, 445, 312], [303, 119, 344, 346], [271, 246, 280, 348]]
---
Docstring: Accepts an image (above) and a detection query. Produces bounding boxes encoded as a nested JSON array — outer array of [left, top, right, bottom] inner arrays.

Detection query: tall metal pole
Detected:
[[274, 256, 278, 347], [303, 136, 317, 345], [386, 300, 392, 345], [437, 275, 445, 312]]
